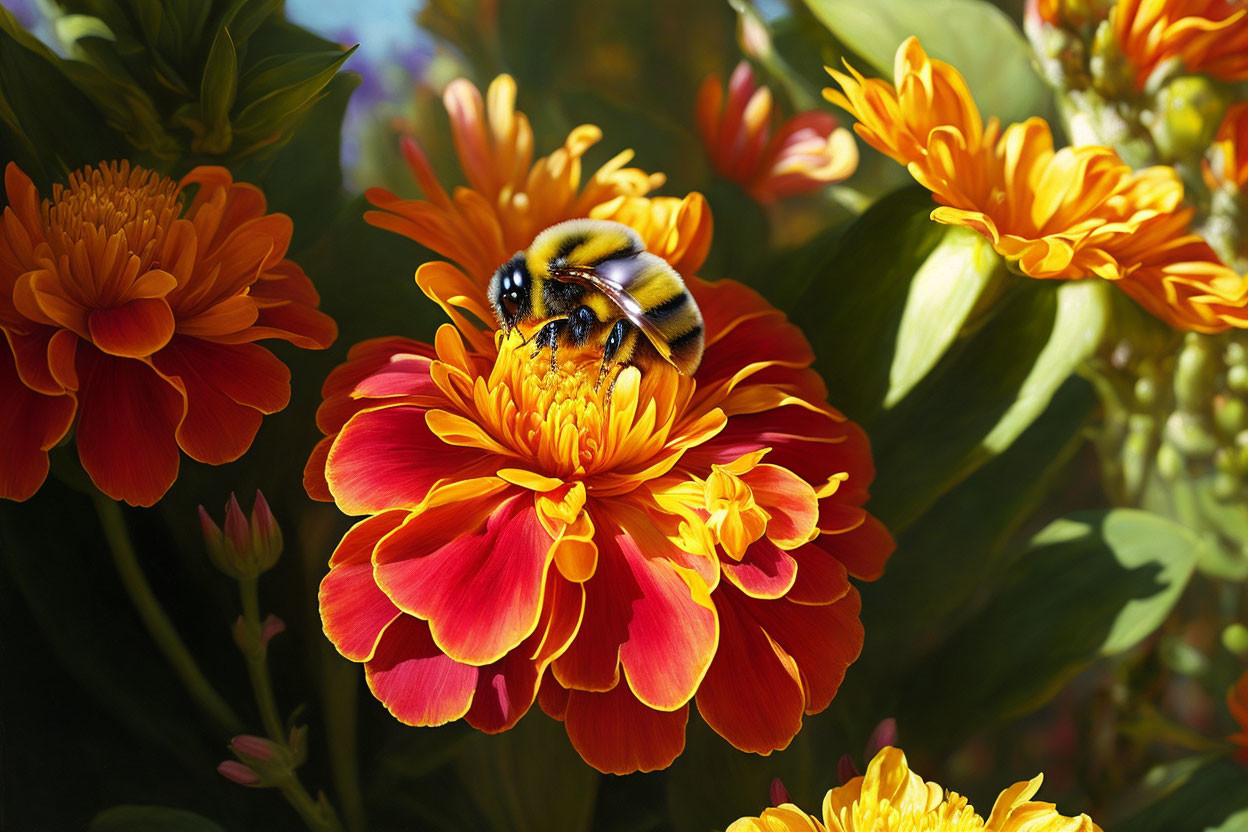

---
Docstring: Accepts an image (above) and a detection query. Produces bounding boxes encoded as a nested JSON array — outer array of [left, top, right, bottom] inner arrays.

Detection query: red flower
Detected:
[[307, 268, 891, 773], [0, 162, 336, 505]]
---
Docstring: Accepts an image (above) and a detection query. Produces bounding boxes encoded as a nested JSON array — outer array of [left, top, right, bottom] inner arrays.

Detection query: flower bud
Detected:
[[217, 760, 262, 787], [1148, 76, 1230, 164], [769, 777, 790, 807], [865, 717, 898, 757], [836, 753, 861, 785], [220, 734, 297, 789], [200, 491, 284, 579]]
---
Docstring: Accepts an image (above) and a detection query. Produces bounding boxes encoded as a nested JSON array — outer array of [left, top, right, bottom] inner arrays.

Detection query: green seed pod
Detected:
[[1212, 469, 1240, 501], [1164, 412, 1218, 458], [1133, 376, 1157, 407], [1228, 364, 1248, 394], [1148, 76, 1230, 163], [1156, 441, 1185, 480], [1216, 396, 1248, 437], [1173, 333, 1218, 414]]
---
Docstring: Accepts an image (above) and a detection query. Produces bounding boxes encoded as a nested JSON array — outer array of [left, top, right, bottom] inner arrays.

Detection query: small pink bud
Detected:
[[837, 754, 861, 785], [260, 614, 286, 649], [865, 718, 898, 757], [769, 777, 790, 807], [199, 506, 222, 544], [249, 490, 283, 567], [218, 760, 261, 787], [230, 734, 279, 762], [224, 493, 249, 554]]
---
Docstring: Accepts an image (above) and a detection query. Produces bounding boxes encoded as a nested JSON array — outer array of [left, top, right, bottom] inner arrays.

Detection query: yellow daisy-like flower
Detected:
[[728, 747, 1101, 832], [364, 74, 711, 285], [1110, 0, 1248, 91], [824, 36, 1248, 332]]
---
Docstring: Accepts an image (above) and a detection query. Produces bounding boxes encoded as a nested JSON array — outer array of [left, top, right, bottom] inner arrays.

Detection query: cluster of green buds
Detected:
[[5, 0, 355, 163], [199, 491, 283, 580], [1090, 326, 1248, 579]]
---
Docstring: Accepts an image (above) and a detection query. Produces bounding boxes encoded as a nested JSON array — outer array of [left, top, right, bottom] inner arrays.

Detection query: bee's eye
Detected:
[[501, 292, 521, 319], [512, 268, 524, 288]]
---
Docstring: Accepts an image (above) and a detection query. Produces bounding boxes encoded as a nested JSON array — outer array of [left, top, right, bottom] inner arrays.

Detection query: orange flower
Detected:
[[1231, 668, 1248, 764], [697, 62, 858, 203], [0, 162, 336, 505], [825, 37, 1248, 332], [364, 74, 711, 286], [309, 77, 891, 774], [1205, 102, 1248, 192], [1110, 0, 1248, 90]]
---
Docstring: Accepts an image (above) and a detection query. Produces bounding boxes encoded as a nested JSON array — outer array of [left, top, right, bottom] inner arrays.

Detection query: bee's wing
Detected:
[[554, 259, 681, 369]]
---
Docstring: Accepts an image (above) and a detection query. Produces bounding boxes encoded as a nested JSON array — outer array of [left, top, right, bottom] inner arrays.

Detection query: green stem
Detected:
[[92, 491, 243, 735], [275, 771, 344, 832], [239, 577, 285, 742], [323, 656, 367, 832]]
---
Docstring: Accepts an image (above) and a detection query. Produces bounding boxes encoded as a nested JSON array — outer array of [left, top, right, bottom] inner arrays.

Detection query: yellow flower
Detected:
[[728, 747, 1101, 832]]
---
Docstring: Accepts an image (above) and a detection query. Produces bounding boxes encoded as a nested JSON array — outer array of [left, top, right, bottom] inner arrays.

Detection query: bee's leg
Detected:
[[567, 305, 598, 346], [597, 319, 636, 403], [530, 320, 565, 373]]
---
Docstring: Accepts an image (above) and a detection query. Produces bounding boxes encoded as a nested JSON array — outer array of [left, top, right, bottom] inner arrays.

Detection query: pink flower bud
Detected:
[[199, 506, 222, 545], [224, 493, 249, 554], [260, 614, 286, 649], [866, 718, 898, 757], [249, 490, 283, 567], [837, 754, 861, 785], [230, 734, 280, 762], [769, 777, 790, 807], [218, 760, 261, 787]]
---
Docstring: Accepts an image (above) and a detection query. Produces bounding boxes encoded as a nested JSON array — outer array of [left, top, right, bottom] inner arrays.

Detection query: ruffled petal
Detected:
[[320, 511, 408, 662], [0, 343, 76, 501], [87, 298, 175, 358], [564, 683, 688, 774], [364, 615, 478, 727]]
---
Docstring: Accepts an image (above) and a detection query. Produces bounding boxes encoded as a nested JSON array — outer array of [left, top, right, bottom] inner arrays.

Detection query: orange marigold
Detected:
[[697, 62, 858, 203], [0, 162, 336, 505], [1205, 102, 1248, 192], [308, 77, 892, 774], [824, 36, 1248, 332], [729, 747, 1101, 832], [1110, 0, 1248, 90]]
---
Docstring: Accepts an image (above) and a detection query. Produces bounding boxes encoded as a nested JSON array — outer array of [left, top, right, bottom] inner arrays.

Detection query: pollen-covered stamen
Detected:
[[41, 163, 182, 302], [428, 330, 694, 483]]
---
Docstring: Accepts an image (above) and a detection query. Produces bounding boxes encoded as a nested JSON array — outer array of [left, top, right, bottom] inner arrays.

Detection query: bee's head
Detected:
[[489, 253, 532, 332]]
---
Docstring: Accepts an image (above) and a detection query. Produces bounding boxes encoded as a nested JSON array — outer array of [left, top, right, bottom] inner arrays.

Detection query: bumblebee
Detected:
[[489, 219, 704, 389]]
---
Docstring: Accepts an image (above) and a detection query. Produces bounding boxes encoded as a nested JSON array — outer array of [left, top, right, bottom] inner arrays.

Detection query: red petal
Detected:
[[316, 337, 434, 434], [352, 354, 441, 400], [538, 674, 570, 720], [721, 536, 798, 599], [75, 348, 184, 506], [746, 464, 819, 547], [555, 506, 717, 710], [564, 684, 688, 774], [320, 511, 408, 662], [326, 404, 491, 514], [466, 572, 584, 733], [821, 514, 894, 581], [364, 616, 478, 727], [88, 298, 175, 357], [0, 344, 76, 501], [739, 587, 863, 714], [6, 327, 66, 394], [696, 588, 806, 754], [152, 337, 290, 464], [304, 436, 334, 501], [786, 542, 851, 605], [374, 493, 553, 665]]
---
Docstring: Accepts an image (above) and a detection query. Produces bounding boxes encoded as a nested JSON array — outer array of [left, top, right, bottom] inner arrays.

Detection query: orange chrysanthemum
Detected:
[[697, 62, 858, 203], [308, 76, 892, 774], [1205, 102, 1248, 192], [0, 162, 336, 505], [364, 74, 711, 286], [1231, 669, 1248, 764], [824, 37, 1248, 332], [728, 747, 1101, 832], [1110, 0, 1248, 90]]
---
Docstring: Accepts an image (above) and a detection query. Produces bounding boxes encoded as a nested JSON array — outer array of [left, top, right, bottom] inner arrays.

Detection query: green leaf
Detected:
[[233, 46, 356, 138], [454, 714, 599, 832], [89, 806, 226, 832], [885, 226, 1002, 407], [1114, 758, 1248, 832], [981, 278, 1109, 453], [197, 27, 237, 154], [219, 0, 285, 46], [793, 186, 945, 422], [902, 508, 1202, 745], [803, 0, 1052, 126]]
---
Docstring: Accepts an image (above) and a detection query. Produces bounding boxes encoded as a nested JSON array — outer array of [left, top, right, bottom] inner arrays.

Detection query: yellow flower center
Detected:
[[829, 792, 986, 832]]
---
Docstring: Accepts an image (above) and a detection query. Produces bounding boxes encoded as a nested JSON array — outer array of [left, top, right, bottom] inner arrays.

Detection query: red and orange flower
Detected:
[[697, 62, 858, 203], [825, 36, 1248, 333], [308, 75, 892, 773], [0, 162, 336, 505], [1109, 0, 1248, 90]]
